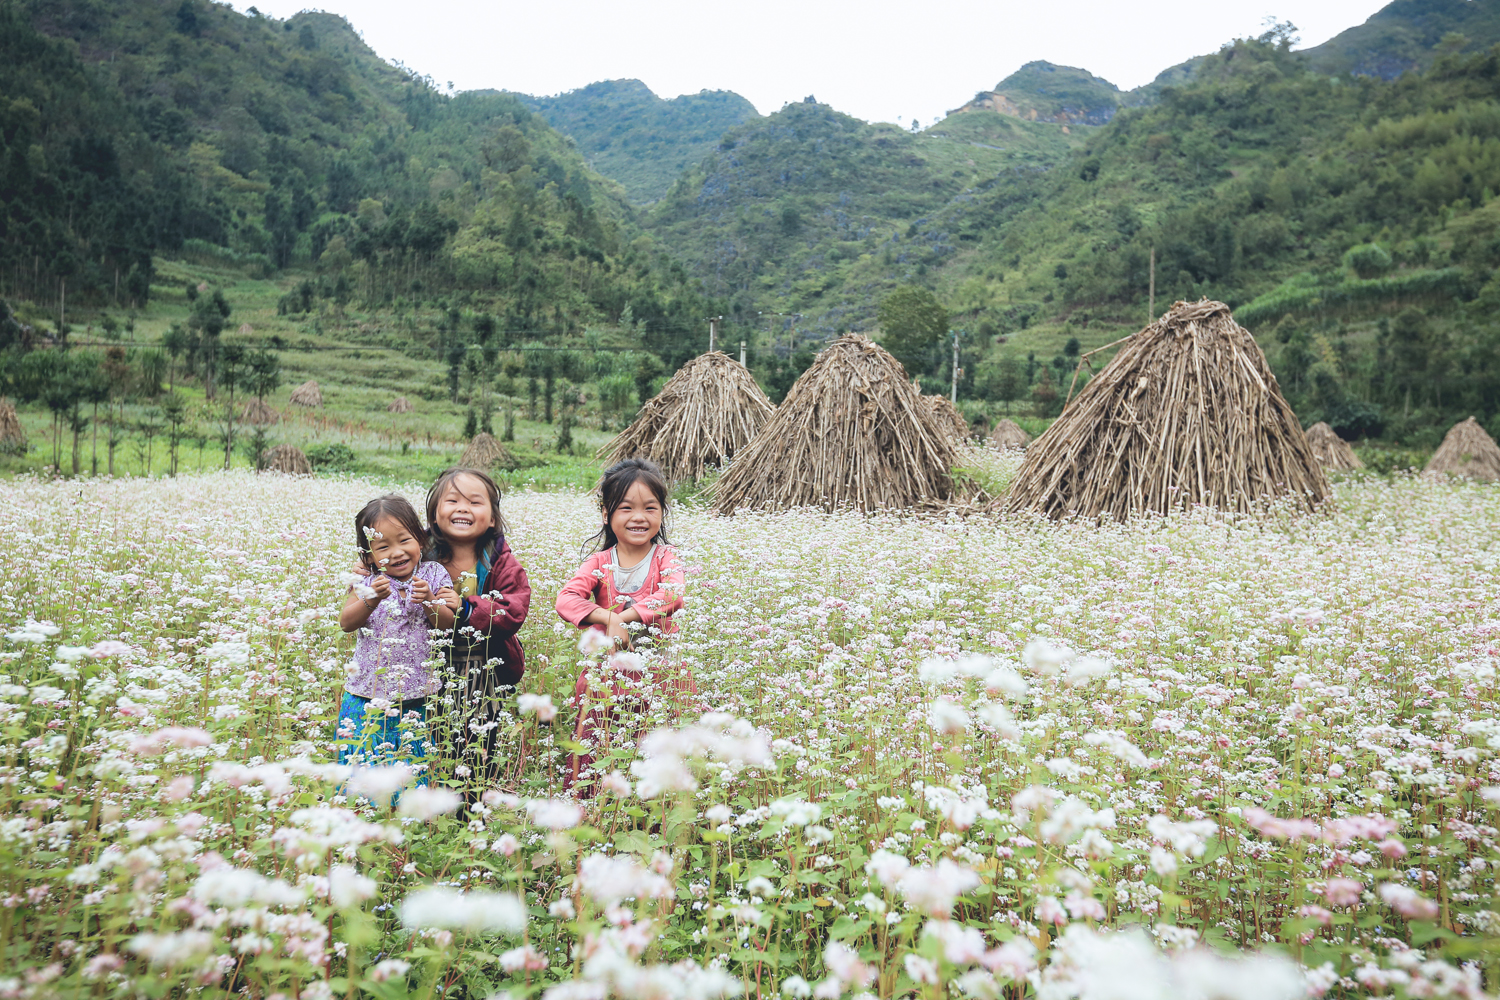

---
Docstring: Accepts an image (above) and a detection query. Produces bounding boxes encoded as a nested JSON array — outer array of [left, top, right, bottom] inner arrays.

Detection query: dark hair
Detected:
[[354, 494, 428, 573], [425, 467, 507, 564], [583, 458, 670, 555]]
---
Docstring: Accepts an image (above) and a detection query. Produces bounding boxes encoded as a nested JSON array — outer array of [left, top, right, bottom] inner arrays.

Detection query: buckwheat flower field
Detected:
[[2, 455, 1499, 999]]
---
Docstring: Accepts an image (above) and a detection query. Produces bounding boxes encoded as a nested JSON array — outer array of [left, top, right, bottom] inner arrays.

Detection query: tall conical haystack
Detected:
[[1425, 417, 1500, 481], [711, 334, 960, 513], [990, 418, 1032, 451], [241, 397, 280, 426], [1305, 422, 1363, 471], [460, 432, 518, 472], [925, 395, 970, 441], [1004, 299, 1330, 519], [0, 398, 26, 456], [602, 351, 775, 482], [289, 380, 322, 407], [262, 444, 312, 475], [388, 396, 413, 414]]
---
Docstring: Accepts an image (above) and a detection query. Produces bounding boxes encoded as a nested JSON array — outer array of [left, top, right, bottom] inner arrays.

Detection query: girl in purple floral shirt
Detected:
[[336, 495, 458, 773]]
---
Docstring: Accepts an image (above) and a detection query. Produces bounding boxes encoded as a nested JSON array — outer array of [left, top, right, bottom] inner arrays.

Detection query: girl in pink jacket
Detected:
[[555, 459, 695, 793]]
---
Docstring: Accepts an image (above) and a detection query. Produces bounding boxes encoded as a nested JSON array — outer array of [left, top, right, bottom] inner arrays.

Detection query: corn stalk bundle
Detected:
[[0, 397, 27, 456], [1425, 417, 1500, 481], [262, 444, 311, 475], [460, 432, 518, 472], [388, 396, 413, 414], [289, 380, 322, 408], [602, 351, 774, 482], [240, 397, 280, 426], [925, 395, 970, 441], [990, 418, 1032, 451], [710, 334, 960, 513], [1003, 299, 1330, 520], [1304, 422, 1363, 471]]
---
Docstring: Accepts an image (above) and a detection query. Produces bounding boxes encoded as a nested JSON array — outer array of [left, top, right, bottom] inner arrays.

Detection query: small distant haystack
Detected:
[[0, 398, 27, 456], [241, 397, 280, 426], [262, 444, 311, 475], [603, 351, 775, 482], [388, 396, 413, 414], [289, 380, 322, 407], [990, 418, 1032, 451], [460, 432, 518, 472], [925, 395, 970, 441], [711, 334, 960, 513], [1305, 422, 1363, 472], [1426, 417, 1500, 481], [237, 323, 253, 337], [1004, 299, 1329, 519]]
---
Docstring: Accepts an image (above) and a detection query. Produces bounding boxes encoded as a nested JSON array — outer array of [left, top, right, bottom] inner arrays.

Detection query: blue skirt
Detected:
[[336, 692, 431, 782]]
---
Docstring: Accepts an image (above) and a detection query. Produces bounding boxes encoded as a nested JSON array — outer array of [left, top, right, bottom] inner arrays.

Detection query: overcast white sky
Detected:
[[233, 0, 1394, 126]]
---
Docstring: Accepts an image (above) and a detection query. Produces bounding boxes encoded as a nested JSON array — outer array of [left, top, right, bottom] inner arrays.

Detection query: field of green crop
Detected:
[[0, 454, 1497, 998]]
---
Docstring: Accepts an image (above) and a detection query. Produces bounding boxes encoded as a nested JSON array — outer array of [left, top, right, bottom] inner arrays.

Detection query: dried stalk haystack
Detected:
[[1305, 422, 1363, 471], [240, 397, 280, 426], [388, 396, 413, 414], [1425, 417, 1500, 481], [460, 432, 519, 472], [1004, 299, 1330, 519], [0, 397, 26, 456], [602, 351, 774, 482], [925, 395, 970, 441], [711, 334, 961, 513], [990, 418, 1032, 451], [289, 380, 322, 407], [262, 444, 312, 475]]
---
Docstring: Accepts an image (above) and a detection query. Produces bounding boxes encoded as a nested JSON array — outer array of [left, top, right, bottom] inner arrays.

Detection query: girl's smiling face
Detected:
[[365, 516, 423, 580], [607, 480, 663, 555], [435, 473, 495, 545]]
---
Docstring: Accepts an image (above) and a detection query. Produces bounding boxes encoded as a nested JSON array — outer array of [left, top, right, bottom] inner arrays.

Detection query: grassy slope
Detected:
[[2, 257, 616, 487]]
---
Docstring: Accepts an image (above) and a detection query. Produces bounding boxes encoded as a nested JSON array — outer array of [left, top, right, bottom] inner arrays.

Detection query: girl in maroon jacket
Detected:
[[425, 467, 532, 795], [556, 459, 695, 794]]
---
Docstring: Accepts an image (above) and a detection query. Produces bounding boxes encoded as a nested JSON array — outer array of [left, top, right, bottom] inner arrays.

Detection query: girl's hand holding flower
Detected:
[[409, 578, 435, 605], [432, 585, 461, 614], [367, 574, 392, 605]]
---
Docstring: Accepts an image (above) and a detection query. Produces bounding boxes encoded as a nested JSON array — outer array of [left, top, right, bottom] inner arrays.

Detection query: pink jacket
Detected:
[[555, 545, 685, 636]]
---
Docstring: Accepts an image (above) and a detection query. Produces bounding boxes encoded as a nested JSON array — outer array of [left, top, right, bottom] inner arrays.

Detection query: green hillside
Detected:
[[645, 98, 1081, 339], [1301, 0, 1500, 78], [518, 80, 760, 204], [1, 0, 719, 350], [955, 61, 1127, 124]]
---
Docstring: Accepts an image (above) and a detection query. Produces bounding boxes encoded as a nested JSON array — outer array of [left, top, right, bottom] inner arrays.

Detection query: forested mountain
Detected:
[[645, 98, 1080, 337], [6, 0, 1500, 447], [517, 80, 760, 204], [1301, 0, 1500, 78], [0, 0, 717, 359], [954, 62, 1134, 125]]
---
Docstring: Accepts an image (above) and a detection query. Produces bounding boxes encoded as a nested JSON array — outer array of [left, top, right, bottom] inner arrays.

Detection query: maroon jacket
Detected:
[[455, 534, 531, 686]]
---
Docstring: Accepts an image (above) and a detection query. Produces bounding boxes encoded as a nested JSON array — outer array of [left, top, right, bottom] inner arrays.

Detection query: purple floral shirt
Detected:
[[345, 561, 451, 701]]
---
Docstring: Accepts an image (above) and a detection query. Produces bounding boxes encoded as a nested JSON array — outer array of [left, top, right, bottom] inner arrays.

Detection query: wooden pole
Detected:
[[950, 329, 959, 403], [1148, 247, 1156, 321]]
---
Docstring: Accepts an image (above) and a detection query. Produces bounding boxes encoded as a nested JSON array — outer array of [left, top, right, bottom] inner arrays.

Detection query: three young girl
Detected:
[[338, 458, 686, 797]]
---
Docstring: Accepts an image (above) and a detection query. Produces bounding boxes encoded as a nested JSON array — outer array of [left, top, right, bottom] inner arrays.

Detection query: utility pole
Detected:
[[739, 340, 746, 366], [951, 328, 959, 404], [1148, 247, 1156, 322]]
